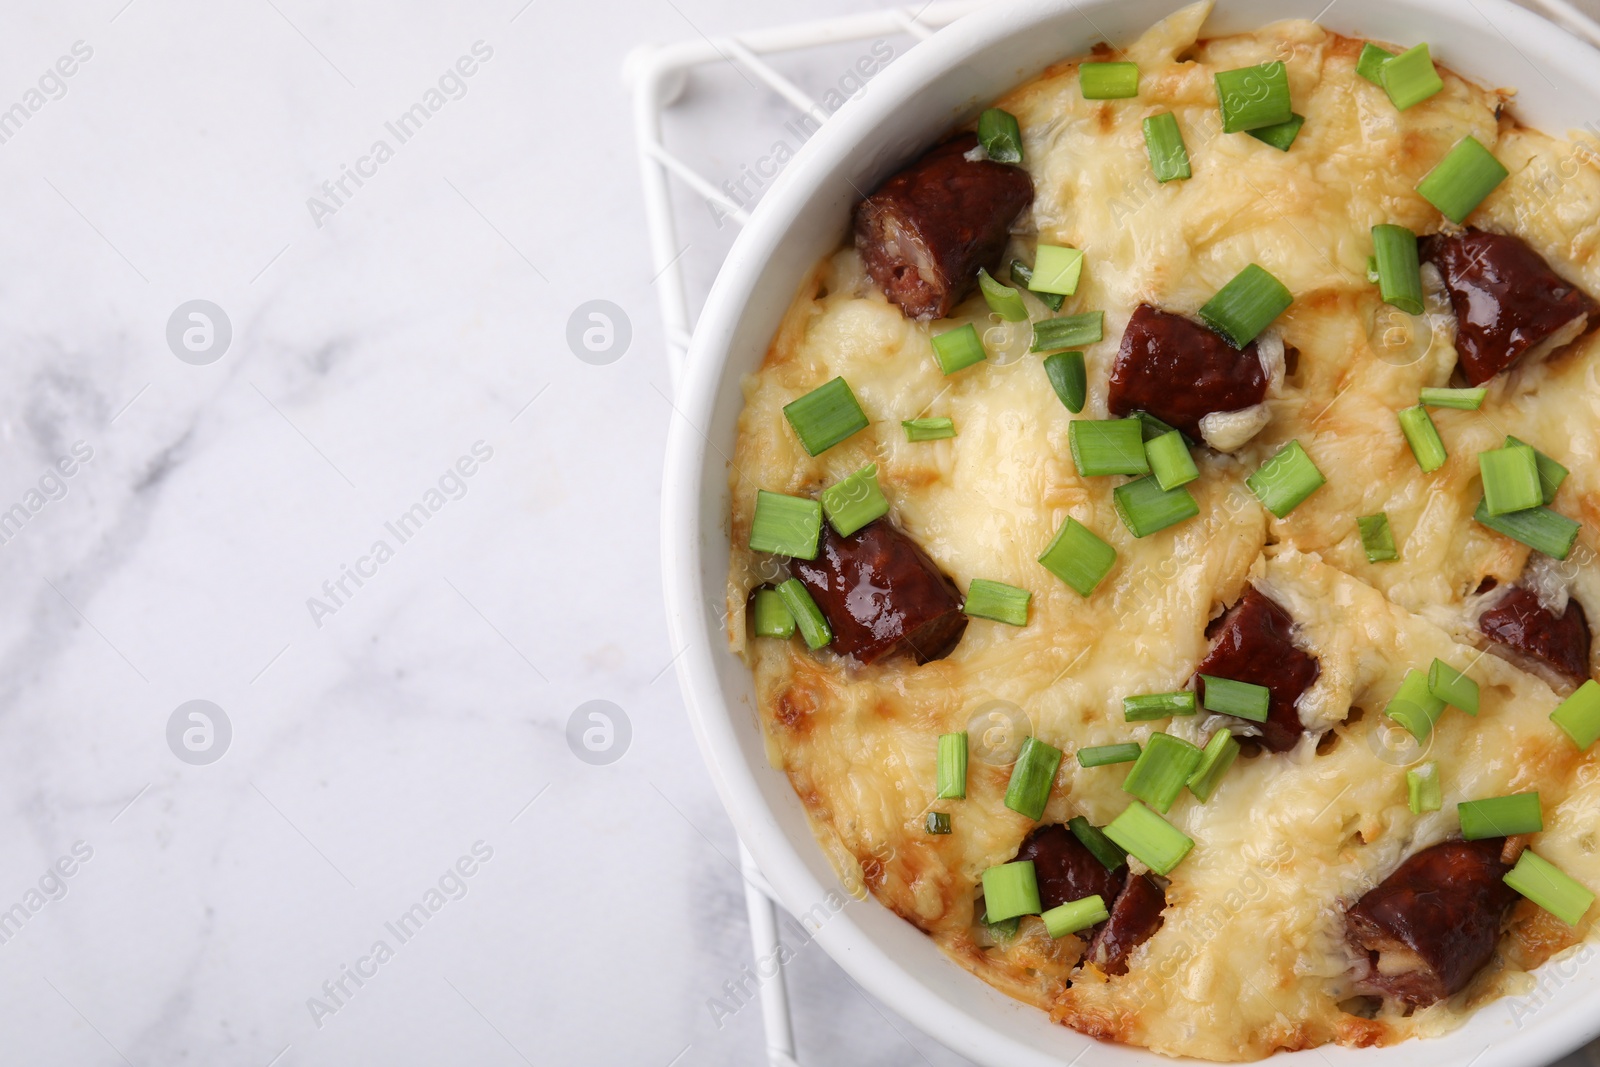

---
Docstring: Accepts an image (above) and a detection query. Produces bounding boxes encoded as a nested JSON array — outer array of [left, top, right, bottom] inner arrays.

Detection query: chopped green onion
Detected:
[[1504, 850, 1596, 926], [1078, 742, 1142, 768], [1038, 517, 1117, 597], [1551, 679, 1600, 750], [1417, 136, 1508, 224], [1122, 733, 1204, 814], [1124, 691, 1197, 721], [963, 579, 1031, 626], [1246, 440, 1326, 518], [1248, 113, 1304, 151], [1407, 762, 1442, 814], [1199, 675, 1271, 722], [925, 811, 952, 834], [1358, 512, 1398, 562], [1186, 729, 1240, 802], [783, 377, 868, 456], [1103, 801, 1194, 875], [937, 732, 968, 799], [1031, 245, 1084, 296], [1070, 418, 1150, 477], [1031, 311, 1104, 352], [981, 860, 1041, 921], [1397, 404, 1447, 473], [1420, 386, 1486, 410], [1428, 658, 1479, 716], [1142, 112, 1191, 182], [1043, 351, 1087, 414], [980, 913, 1019, 939], [902, 417, 955, 441], [1372, 224, 1424, 316], [1042, 894, 1109, 938], [749, 490, 822, 559], [1380, 42, 1443, 111], [1069, 816, 1127, 870], [1009, 260, 1064, 311], [820, 463, 889, 537], [932, 323, 987, 375], [1199, 264, 1293, 348], [1132, 411, 1181, 442], [1366, 256, 1381, 284], [1145, 430, 1199, 491], [1508, 436, 1568, 504], [1356, 42, 1396, 84], [1384, 668, 1445, 741], [1458, 792, 1542, 840], [1080, 61, 1139, 99], [977, 107, 1023, 164], [1215, 62, 1292, 133], [1480, 444, 1542, 517], [977, 267, 1028, 322], [752, 588, 796, 639], [1473, 497, 1580, 560], [775, 578, 831, 649], [1114, 476, 1199, 538], [1004, 736, 1063, 821]]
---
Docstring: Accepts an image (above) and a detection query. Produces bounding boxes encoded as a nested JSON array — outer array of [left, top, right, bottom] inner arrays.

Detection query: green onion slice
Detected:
[[1122, 733, 1205, 814], [1199, 264, 1293, 348], [1215, 62, 1292, 133], [1114, 476, 1199, 538], [1508, 436, 1568, 504], [820, 463, 889, 537], [1199, 675, 1271, 722], [1038, 517, 1117, 597], [1356, 42, 1397, 84], [1031, 245, 1084, 297], [1398, 405, 1447, 473], [1420, 386, 1486, 410], [1186, 729, 1240, 802], [749, 490, 822, 559], [1004, 736, 1063, 821], [981, 860, 1041, 921], [1372, 224, 1424, 316], [1473, 497, 1580, 560], [1384, 668, 1446, 741], [775, 578, 831, 649], [1103, 801, 1194, 875], [977, 267, 1028, 321], [1417, 136, 1508, 224], [1551, 679, 1600, 750], [783, 377, 868, 456], [1080, 61, 1139, 99], [1009, 260, 1065, 311], [1505, 850, 1596, 926], [1247, 440, 1326, 518], [1407, 762, 1442, 814], [925, 811, 952, 834], [1124, 691, 1197, 721], [1031, 312, 1104, 352], [1366, 256, 1381, 284], [963, 579, 1031, 626], [1480, 444, 1542, 516], [1145, 430, 1199, 490], [1427, 658, 1479, 716], [1143, 112, 1191, 182], [1458, 791, 1542, 840], [902, 416, 955, 441], [752, 588, 796, 639], [977, 107, 1023, 164], [1248, 113, 1304, 152], [1042, 894, 1110, 938], [932, 323, 987, 375], [1071, 418, 1150, 477], [1358, 512, 1398, 562], [1069, 816, 1127, 870], [1077, 742, 1142, 768], [1132, 411, 1182, 442], [1043, 350, 1087, 414], [1381, 42, 1443, 111], [937, 732, 968, 799]]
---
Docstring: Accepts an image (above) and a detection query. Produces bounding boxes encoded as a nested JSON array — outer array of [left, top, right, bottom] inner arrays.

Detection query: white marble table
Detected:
[[0, 0, 1595, 1065]]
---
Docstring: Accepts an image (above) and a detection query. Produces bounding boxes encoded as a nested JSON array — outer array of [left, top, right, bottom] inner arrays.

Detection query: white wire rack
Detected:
[[627, 3, 1600, 1065]]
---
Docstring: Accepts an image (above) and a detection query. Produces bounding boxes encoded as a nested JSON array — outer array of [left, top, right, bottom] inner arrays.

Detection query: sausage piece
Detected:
[[1346, 839, 1517, 1006], [1013, 824, 1123, 912], [1478, 585, 1592, 685], [854, 133, 1034, 321], [1193, 587, 1321, 752], [1107, 304, 1271, 439], [1420, 229, 1597, 385], [1082, 871, 1166, 976], [792, 520, 966, 664]]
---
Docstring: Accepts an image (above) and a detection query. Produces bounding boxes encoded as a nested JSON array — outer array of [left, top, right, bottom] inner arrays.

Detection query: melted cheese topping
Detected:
[[726, 4, 1600, 1059]]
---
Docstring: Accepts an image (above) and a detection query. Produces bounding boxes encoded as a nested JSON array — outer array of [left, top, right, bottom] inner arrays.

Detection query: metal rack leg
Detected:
[[740, 841, 801, 1067]]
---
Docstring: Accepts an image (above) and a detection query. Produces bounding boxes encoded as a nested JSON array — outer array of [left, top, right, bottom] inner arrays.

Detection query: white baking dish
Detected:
[[661, 1, 1600, 1062]]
